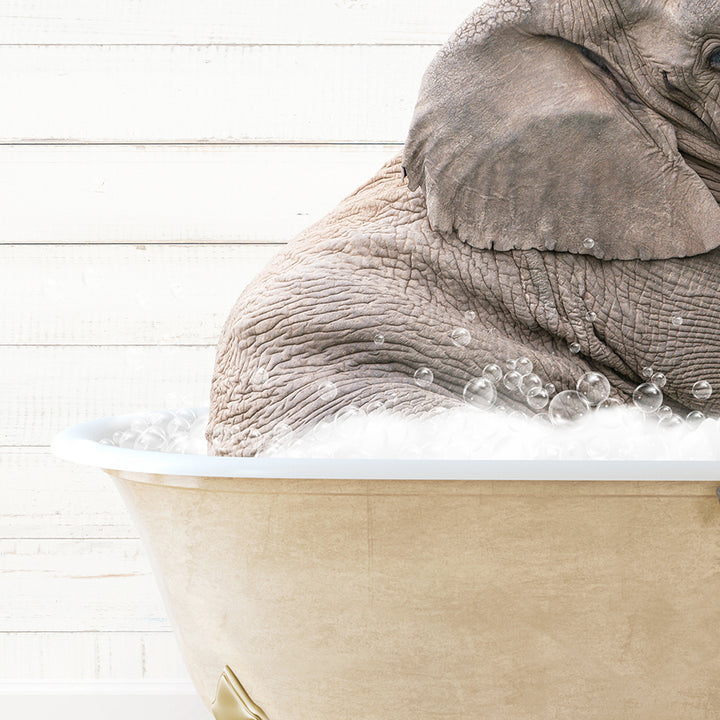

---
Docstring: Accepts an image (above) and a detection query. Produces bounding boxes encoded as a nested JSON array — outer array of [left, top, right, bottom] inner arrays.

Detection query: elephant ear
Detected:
[[403, 28, 720, 260]]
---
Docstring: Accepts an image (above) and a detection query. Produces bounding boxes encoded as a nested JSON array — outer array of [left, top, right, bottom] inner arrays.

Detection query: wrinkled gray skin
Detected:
[[208, 0, 720, 456]]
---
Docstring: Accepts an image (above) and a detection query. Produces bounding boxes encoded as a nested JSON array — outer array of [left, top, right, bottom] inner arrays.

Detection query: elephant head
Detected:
[[207, 0, 720, 456], [403, 0, 720, 260]]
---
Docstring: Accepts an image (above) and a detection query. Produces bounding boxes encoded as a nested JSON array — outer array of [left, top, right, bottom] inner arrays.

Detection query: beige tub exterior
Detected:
[[54, 413, 720, 720]]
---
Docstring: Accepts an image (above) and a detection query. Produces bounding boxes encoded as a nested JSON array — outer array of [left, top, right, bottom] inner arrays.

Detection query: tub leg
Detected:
[[211, 666, 270, 720]]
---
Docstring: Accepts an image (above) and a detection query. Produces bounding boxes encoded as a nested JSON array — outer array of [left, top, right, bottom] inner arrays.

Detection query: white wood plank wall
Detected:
[[0, 0, 477, 711]]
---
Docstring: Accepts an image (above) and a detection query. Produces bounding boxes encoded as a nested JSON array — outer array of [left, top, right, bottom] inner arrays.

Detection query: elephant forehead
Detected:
[[674, 0, 720, 27], [628, 2, 712, 61]]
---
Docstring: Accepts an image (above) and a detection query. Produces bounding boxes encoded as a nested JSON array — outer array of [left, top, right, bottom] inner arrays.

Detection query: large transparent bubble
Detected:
[[463, 377, 497, 410], [548, 390, 591, 426]]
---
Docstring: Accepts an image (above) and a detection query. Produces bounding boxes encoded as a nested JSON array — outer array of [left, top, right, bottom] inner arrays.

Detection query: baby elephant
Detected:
[[208, 0, 720, 456]]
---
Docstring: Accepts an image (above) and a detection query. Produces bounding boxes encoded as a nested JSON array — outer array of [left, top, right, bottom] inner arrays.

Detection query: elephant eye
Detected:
[[709, 47, 720, 70]]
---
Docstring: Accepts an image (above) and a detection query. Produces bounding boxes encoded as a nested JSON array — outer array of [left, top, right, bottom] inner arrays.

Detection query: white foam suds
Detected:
[[103, 406, 720, 460], [260, 406, 720, 460]]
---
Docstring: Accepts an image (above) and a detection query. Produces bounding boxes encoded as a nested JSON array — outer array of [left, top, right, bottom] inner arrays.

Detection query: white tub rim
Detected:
[[50, 408, 720, 484]]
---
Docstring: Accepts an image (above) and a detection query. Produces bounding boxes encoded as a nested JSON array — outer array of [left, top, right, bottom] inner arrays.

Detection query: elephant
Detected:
[[207, 0, 720, 457]]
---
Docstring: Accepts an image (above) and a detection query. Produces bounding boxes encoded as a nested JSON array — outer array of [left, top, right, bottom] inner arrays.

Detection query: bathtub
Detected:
[[53, 409, 720, 720]]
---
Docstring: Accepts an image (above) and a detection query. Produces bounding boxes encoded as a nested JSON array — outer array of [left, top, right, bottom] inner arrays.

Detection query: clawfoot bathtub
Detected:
[[53, 410, 720, 720]]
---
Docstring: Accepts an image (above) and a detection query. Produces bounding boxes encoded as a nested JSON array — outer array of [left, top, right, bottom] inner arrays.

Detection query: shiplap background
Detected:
[[0, 0, 478, 714]]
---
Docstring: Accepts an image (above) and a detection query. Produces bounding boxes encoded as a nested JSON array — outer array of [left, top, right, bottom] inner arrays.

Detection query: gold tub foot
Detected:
[[211, 666, 270, 720]]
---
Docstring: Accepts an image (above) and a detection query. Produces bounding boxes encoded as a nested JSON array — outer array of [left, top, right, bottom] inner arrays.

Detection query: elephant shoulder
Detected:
[[289, 154, 427, 250]]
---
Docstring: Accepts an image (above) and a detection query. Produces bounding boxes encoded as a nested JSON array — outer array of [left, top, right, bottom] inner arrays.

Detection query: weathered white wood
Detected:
[[0, 632, 189, 680], [0, 1, 477, 687], [0, 681, 213, 720], [0, 684, 211, 720], [0, 539, 170, 631], [0, 45, 436, 143], [0, 448, 136, 539], [2, 244, 280, 345], [0, 0, 477, 44], [0, 144, 398, 243], [0, 346, 215, 445]]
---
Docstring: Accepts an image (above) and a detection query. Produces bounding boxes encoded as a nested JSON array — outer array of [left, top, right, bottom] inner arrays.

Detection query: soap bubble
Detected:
[[651, 372, 666, 388], [482, 363, 503, 383], [515, 357, 533, 376], [464, 310, 476, 322], [318, 380, 338, 402], [335, 405, 363, 421], [114, 430, 138, 448], [548, 390, 591, 426], [373, 332, 385, 346], [414, 367, 434, 388], [576, 371, 611, 406], [657, 405, 673, 420], [583, 237, 595, 249], [585, 311, 597, 322], [692, 380, 712, 400], [506, 358, 517, 371], [686, 410, 705, 429], [174, 407, 197, 423], [463, 377, 497, 410], [569, 342, 581, 354], [167, 408, 196, 436], [642, 366, 654, 378], [520, 373, 542, 395], [527, 387, 550, 410], [451, 328, 471, 347], [671, 315, 683, 327], [633, 382, 663, 413], [121, 409, 207, 456], [112, 429, 131, 446], [544, 382, 556, 395], [596, 397, 622, 411], [503, 370, 522, 391], [251, 366, 269, 387], [166, 414, 191, 436]]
